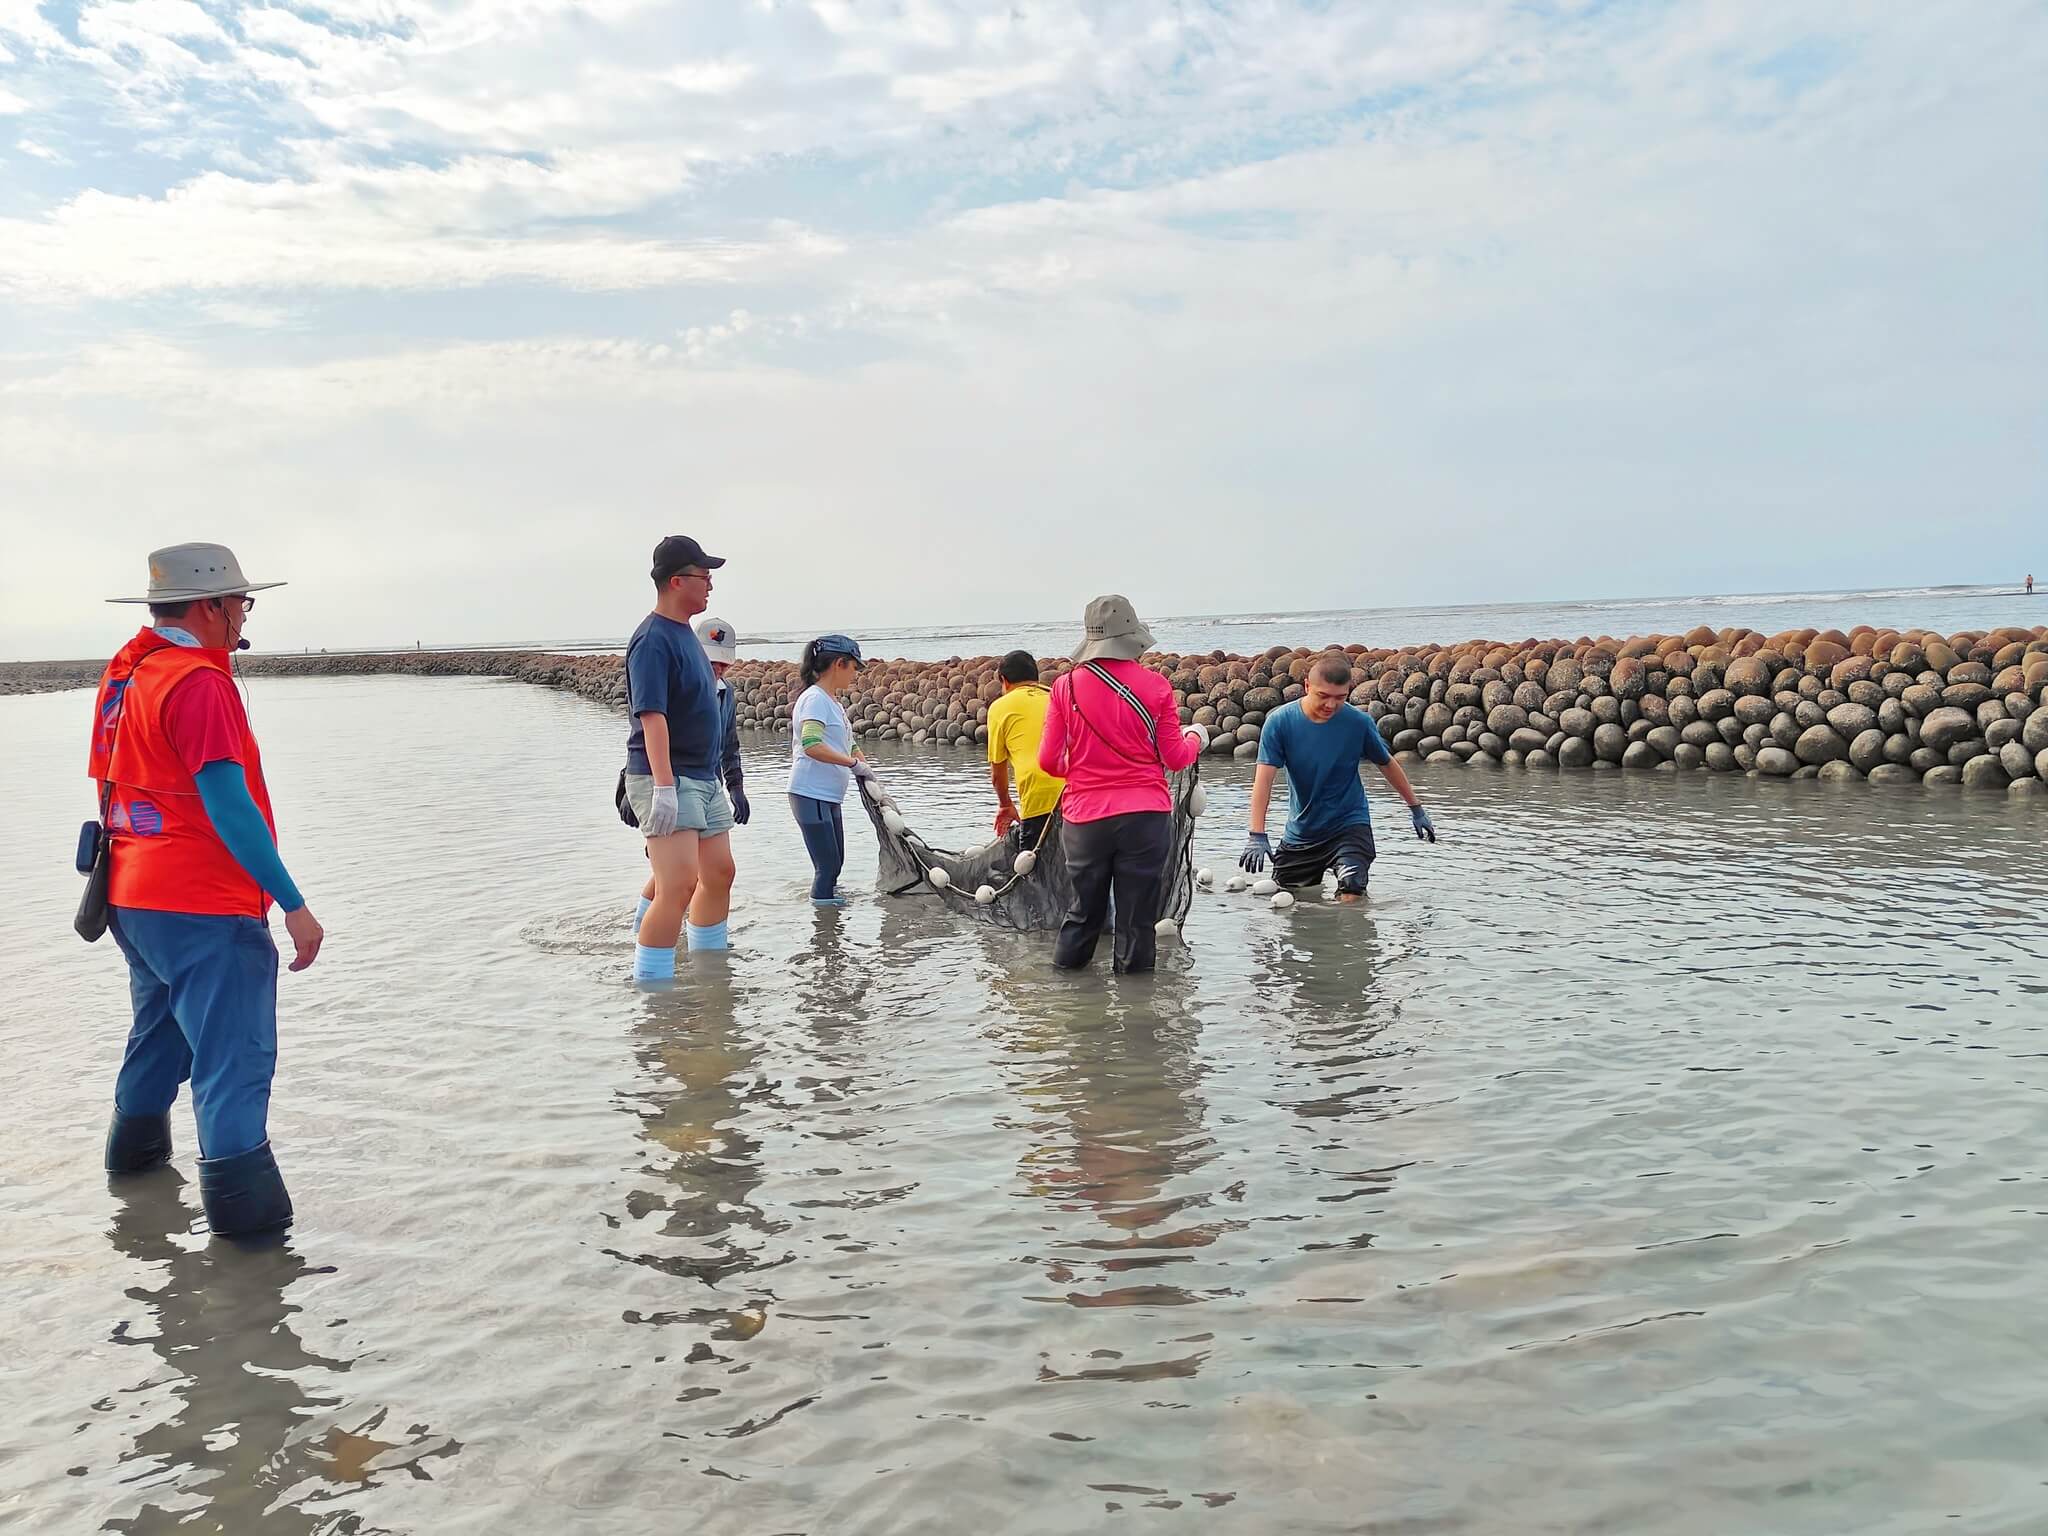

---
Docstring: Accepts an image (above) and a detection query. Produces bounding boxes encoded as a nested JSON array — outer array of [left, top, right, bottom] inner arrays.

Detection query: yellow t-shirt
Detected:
[[987, 684, 1064, 819]]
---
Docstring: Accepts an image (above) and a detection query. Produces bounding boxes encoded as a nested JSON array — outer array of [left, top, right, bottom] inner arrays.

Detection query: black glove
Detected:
[[1240, 831, 1271, 873], [730, 785, 751, 825]]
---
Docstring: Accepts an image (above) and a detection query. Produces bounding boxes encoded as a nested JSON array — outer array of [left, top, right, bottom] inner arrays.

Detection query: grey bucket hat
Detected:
[[1071, 594, 1155, 663], [109, 543, 286, 605]]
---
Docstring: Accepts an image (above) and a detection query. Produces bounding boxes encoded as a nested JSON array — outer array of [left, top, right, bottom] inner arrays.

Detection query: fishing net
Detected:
[[853, 765, 1207, 935]]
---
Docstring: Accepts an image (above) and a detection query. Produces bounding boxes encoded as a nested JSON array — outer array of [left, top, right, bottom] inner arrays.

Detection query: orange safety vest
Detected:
[[87, 628, 278, 918]]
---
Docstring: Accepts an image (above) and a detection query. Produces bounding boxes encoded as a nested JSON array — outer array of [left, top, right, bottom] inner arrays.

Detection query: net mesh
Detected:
[[853, 765, 1205, 934]]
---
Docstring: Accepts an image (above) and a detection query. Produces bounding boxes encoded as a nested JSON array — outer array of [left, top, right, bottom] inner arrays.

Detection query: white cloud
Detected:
[[0, 151, 841, 296], [0, 87, 28, 113]]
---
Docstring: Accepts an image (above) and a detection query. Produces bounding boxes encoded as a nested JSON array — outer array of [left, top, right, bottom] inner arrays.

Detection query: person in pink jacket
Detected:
[[1038, 595, 1208, 973]]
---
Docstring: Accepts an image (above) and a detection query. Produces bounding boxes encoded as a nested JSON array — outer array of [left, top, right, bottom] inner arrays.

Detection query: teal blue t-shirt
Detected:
[[1256, 701, 1391, 843]]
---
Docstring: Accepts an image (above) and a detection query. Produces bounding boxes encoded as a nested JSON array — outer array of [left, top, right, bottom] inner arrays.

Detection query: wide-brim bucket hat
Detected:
[[1071, 594, 1154, 663], [109, 543, 285, 604]]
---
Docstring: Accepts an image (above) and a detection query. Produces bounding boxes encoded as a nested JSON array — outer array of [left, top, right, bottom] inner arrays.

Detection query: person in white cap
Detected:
[[88, 543, 324, 1239], [632, 614, 747, 950]]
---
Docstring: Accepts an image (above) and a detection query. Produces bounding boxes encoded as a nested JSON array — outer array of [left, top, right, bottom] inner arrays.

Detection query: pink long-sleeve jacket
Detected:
[[1037, 659, 1202, 823]]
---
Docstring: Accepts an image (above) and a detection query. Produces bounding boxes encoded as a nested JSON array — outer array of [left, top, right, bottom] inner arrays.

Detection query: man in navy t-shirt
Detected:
[[1240, 652, 1438, 901], [623, 535, 736, 981]]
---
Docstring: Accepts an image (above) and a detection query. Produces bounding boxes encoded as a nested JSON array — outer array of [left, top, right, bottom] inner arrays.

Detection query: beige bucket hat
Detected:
[[1071, 594, 1155, 663], [109, 543, 286, 604]]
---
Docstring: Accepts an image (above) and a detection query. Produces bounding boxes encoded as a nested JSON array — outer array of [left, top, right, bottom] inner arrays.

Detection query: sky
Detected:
[[1, 0, 2044, 658]]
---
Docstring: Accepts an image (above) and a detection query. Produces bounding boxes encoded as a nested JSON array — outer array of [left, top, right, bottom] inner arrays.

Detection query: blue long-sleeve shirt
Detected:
[[193, 761, 305, 912]]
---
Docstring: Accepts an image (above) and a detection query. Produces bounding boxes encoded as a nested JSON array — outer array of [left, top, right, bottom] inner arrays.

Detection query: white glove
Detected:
[[646, 783, 679, 837], [1183, 723, 1210, 748]]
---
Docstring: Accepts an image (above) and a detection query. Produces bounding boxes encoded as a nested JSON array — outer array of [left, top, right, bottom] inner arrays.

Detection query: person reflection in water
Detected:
[[1007, 987, 1217, 1334], [607, 965, 771, 1301], [99, 1175, 456, 1533]]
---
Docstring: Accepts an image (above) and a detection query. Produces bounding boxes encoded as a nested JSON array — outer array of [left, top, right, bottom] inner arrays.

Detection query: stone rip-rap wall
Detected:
[[8, 621, 2046, 791], [722, 622, 2048, 793]]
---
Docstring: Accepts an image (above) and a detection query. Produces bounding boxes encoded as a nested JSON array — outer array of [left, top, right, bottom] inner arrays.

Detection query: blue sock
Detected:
[[633, 944, 675, 982], [686, 919, 729, 952], [634, 896, 652, 930]]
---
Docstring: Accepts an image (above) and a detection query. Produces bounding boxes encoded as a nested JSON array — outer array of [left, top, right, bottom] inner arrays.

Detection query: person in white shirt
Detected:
[[786, 635, 866, 907]]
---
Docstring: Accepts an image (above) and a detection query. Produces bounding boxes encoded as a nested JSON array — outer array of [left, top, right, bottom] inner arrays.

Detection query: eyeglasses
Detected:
[[671, 569, 712, 584], [218, 595, 255, 614]]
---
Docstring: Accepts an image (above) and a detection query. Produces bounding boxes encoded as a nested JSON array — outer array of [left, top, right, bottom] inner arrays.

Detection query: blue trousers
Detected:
[[789, 793, 845, 900], [109, 907, 280, 1160]]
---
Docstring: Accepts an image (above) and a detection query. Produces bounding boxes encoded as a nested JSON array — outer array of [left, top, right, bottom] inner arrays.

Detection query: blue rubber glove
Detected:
[[1240, 831, 1271, 873], [730, 786, 751, 826], [1411, 804, 1437, 842]]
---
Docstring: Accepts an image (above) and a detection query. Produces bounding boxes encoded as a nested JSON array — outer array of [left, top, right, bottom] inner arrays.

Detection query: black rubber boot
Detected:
[[105, 1109, 173, 1173], [197, 1142, 293, 1238]]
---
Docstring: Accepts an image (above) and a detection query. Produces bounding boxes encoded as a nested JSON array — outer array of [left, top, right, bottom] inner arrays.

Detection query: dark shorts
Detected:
[[1274, 824, 1376, 893]]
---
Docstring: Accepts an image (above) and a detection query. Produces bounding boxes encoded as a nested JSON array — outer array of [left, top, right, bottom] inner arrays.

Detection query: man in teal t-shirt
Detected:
[[1239, 653, 1438, 901]]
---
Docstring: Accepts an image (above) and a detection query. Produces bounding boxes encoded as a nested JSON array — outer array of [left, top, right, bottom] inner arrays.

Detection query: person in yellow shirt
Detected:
[[987, 650, 1064, 845]]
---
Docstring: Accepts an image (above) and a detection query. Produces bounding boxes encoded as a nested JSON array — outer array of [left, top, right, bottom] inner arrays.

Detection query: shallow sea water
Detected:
[[3, 675, 2045, 1535]]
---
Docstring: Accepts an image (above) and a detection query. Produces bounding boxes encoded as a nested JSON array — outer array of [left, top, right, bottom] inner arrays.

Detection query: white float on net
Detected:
[[927, 867, 951, 890], [1014, 850, 1038, 876], [1271, 890, 1296, 910], [974, 884, 996, 905]]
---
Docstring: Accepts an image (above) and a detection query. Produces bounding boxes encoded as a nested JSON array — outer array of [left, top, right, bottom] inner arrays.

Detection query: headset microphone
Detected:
[[236, 639, 251, 651]]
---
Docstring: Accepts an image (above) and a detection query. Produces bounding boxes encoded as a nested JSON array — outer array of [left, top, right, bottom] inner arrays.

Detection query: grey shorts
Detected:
[[624, 774, 734, 838]]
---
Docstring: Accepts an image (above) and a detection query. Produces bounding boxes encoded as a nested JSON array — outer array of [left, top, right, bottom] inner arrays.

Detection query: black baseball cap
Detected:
[[651, 535, 725, 581]]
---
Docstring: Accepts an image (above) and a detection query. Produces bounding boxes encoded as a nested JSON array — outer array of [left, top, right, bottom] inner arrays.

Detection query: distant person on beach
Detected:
[[1238, 652, 1436, 902], [788, 636, 867, 906], [987, 650, 1063, 846], [2029, 574, 2036, 595], [623, 536, 735, 980], [90, 543, 324, 1238], [1038, 595, 1208, 974]]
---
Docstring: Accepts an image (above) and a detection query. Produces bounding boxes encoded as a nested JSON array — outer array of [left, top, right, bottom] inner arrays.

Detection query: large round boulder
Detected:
[[1866, 763, 1919, 785], [1621, 739, 1660, 769], [1794, 724, 1848, 765], [1960, 754, 2010, 790], [1998, 740, 2038, 781], [1486, 703, 1530, 736], [2024, 708, 2048, 754], [1847, 729, 1888, 774], [1919, 706, 1978, 755], [1724, 656, 1772, 696], [1755, 746, 1798, 776], [1817, 760, 1862, 783], [1557, 736, 1594, 769], [1559, 706, 1596, 739], [1826, 702, 1878, 738], [1593, 722, 1629, 763]]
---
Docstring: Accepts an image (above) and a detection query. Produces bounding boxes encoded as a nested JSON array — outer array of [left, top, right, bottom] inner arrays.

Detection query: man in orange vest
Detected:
[[91, 544, 325, 1238]]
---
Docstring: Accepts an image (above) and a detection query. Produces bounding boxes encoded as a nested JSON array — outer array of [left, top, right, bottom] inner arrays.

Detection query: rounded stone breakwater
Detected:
[[720, 622, 2048, 794], [7, 622, 2045, 793]]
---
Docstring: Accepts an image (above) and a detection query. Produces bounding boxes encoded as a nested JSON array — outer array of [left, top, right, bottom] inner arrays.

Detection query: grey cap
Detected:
[[1071, 594, 1155, 663], [109, 543, 286, 605]]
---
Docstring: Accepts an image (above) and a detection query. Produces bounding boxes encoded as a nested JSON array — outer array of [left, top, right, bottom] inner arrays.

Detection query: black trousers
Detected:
[[1054, 811, 1172, 974]]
